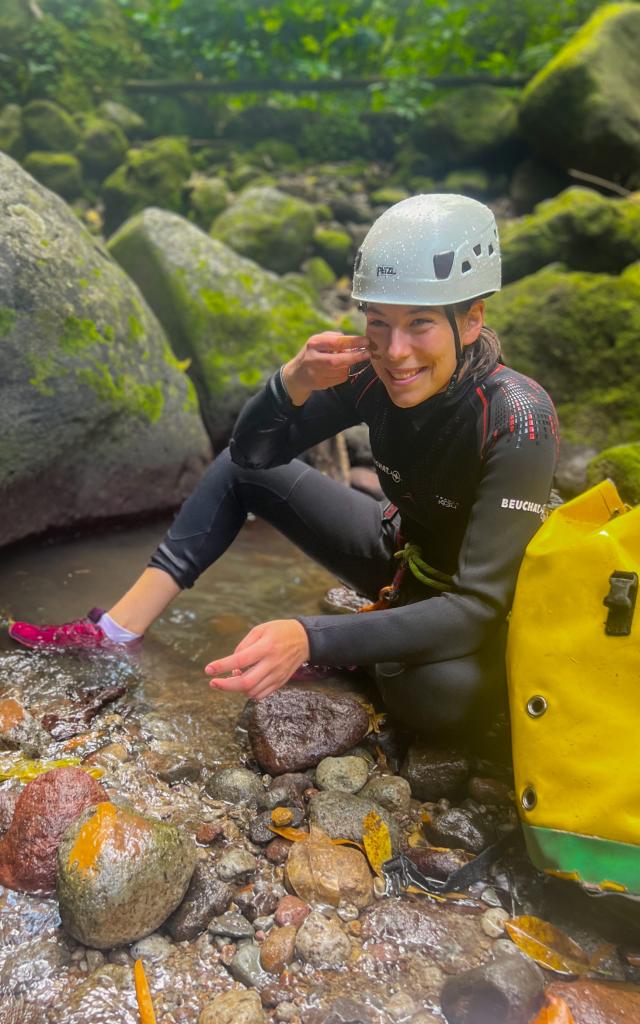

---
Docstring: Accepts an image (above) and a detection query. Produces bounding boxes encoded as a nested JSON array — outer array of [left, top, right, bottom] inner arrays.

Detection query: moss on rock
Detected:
[[501, 187, 640, 283], [211, 186, 316, 275], [302, 257, 337, 292], [313, 224, 352, 275], [489, 262, 640, 448], [0, 104, 24, 158], [103, 137, 193, 234], [520, 3, 640, 183], [587, 443, 640, 505], [22, 152, 83, 200], [108, 208, 332, 446], [76, 117, 128, 180], [185, 174, 231, 229], [412, 86, 521, 172], [22, 100, 80, 152], [97, 100, 145, 138]]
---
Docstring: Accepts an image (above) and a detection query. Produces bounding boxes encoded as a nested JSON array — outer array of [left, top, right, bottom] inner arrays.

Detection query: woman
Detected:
[[10, 194, 559, 740]]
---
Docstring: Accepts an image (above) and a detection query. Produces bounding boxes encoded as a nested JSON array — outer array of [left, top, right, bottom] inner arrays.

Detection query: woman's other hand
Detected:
[[205, 619, 311, 700], [282, 331, 368, 406]]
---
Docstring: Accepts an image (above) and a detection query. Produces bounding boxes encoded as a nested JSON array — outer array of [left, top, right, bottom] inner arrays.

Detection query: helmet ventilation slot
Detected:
[[433, 251, 454, 280]]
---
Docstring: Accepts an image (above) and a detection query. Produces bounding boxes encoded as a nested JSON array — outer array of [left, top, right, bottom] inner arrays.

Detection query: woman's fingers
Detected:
[[204, 638, 265, 676]]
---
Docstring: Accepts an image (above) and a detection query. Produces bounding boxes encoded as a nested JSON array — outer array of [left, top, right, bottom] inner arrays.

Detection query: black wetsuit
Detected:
[[150, 360, 558, 738]]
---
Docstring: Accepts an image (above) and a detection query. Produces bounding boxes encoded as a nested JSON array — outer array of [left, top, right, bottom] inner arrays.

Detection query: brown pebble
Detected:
[[194, 822, 223, 845], [219, 943, 236, 966], [347, 920, 362, 937], [468, 776, 512, 805], [303, 788, 319, 801], [275, 895, 310, 929], [266, 837, 292, 865], [259, 924, 297, 974], [366, 941, 401, 964], [271, 807, 294, 827]]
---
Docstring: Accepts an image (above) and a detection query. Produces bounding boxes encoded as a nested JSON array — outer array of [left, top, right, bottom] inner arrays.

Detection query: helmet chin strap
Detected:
[[444, 306, 464, 396]]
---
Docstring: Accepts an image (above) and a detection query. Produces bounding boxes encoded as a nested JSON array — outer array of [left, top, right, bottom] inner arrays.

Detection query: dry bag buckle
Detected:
[[604, 571, 638, 636]]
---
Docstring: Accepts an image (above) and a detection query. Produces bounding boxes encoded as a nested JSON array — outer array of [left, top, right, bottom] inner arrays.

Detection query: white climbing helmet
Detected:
[[352, 193, 501, 306]]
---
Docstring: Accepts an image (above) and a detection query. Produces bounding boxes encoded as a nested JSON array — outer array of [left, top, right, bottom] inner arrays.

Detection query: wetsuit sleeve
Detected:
[[229, 370, 362, 469], [296, 425, 558, 665]]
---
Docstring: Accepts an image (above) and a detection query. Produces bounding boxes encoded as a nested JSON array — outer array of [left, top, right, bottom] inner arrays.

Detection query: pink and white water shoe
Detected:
[[8, 607, 136, 652]]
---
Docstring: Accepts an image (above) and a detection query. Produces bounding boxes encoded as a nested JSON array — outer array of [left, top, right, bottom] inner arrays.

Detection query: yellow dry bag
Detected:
[[507, 479, 640, 896]]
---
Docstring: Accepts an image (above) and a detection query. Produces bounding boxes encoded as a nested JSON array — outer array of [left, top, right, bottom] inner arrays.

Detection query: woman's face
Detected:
[[364, 301, 483, 408]]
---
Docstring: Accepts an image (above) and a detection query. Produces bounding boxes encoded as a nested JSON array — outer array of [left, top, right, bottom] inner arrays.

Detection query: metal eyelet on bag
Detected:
[[526, 695, 548, 718], [521, 786, 537, 811]]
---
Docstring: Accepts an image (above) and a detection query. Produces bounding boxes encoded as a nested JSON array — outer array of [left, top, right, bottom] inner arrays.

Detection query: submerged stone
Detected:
[[57, 801, 196, 948], [440, 950, 544, 1024], [285, 828, 373, 908], [361, 899, 489, 972], [164, 860, 232, 941], [0, 767, 107, 894]]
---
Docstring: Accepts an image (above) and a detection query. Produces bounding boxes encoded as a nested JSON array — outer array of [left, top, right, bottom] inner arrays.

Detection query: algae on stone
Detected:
[[501, 187, 640, 283], [412, 85, 521, 172], [520, 3, 640, 183], [211, 186, 317, 275], [108, 208, 331, 446], [0, 151, 209, 547], [103, 136, 193, 233], [22, 152, 83, 200], [312, 224, 352, 275], [185, 173, 231, 229], [76, 117, 128, 180], [22, 99, 80, 152], [489, 262, 640, 448], [587, 443, 640, 505]]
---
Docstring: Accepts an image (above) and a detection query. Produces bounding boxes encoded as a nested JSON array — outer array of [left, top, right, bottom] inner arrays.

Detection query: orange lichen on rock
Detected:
[[0, 698, 26, 732], [67, 801, 151, 877]]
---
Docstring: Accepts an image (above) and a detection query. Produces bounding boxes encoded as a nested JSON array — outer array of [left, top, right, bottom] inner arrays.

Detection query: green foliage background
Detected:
[[2, 0, 618, 115]]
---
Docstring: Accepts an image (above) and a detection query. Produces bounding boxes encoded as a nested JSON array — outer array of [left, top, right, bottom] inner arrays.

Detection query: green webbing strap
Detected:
[[394, 543, 454, 592]]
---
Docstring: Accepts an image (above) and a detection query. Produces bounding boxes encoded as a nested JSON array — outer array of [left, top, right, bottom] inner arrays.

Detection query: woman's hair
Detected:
[[454, 297, 503, 381]]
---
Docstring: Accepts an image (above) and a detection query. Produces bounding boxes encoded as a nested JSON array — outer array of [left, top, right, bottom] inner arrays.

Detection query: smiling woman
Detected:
[[9, 194, 559, 747]]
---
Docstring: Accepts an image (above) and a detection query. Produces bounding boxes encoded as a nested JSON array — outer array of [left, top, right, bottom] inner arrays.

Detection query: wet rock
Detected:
[[57, 801, 196, 948], [41, 683, 127, 740], [0, 767, 107, 894], [206, 766, 263, 805], [401, 745, 470, 802], [130, 934, 173, 960], [250, 805, 305, 844], [315, 756, 369, 794], [309, 790, 401, 851], [361, 899, 488, 972], [266, 837, 293, 864], [200, 989, 266, 1024], [468, 777, 512, 806], [275, 895, 311, 928], [0, 783, 21, 834], [481, 907, 509, 938], [209, 911, 255, 939], [422, 803, 495, 854], [258, 772, 314, 810], [194, 822, 224, 845], [84, 743, 130, 768], [228, 939, 271, 988], [360, 775, 412, 815], [314, 997, 381, 1023], [234, 879, 286, 922], [406, 846, 475, 881], [216, 846, 258, 880], [249, 690, 370, 775], [260, 924, 297, 973], [387, 992, 417, 1021], [440, 950, 544, 1024], [545, 979, 640, 1024], [286, 829, 373, 908], [295, 911, 351, 967], [164, 860, 232, 941], [145, 751, 201, 785], [0, 698, 47, 756]]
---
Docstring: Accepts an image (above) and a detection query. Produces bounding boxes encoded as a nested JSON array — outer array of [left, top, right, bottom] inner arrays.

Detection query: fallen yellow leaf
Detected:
[[267, 825, 310, 842], [134, 959, 157, 1024], [362, 810, 392, 876], [505, 916, 590, 976]]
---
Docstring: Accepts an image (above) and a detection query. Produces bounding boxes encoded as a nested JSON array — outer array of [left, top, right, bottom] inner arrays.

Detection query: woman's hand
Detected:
[[282, 331, 369, 406], [205, 619, 311, 701]]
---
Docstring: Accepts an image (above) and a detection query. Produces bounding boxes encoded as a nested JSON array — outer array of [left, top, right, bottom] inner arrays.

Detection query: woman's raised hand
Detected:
[[204, 619, 311, 701], [282, 331, 369, 406]]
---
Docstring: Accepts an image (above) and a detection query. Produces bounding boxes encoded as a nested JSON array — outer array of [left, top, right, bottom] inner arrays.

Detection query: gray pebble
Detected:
[[387, 991, 417, 1021], [217, 847, 257, 880], [316, 756, 369, 794], [360, 775, 412, 815], [130, 934, 173, 961], [209, 912, 255, 940], [228, 940, 271, 988], [482, 907, 510, 938]]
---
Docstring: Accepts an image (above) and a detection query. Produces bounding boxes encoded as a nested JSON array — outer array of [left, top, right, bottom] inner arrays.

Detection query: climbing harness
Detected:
[[359, 536, 453, 613]]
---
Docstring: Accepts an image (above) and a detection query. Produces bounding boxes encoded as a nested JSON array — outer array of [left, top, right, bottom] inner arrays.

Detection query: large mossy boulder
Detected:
[[76, 116, 128, 179], [0, 153, 209, 547], [185, 173, 231, 229], [587, 443, 640, 505], [98, 99, 146, 138], [489, 262, 640, 448], [0, 104, 24, 158], [412, 85, 521, 172], [22, 152, 83, 199], [501, 187, 640, 283], [22, 99, 81, 152], [211, 186, 317, 274], [58, 801, 196, 948], [102, 136, 193, 233], [519, 3, 640, 184], [108, 208, 330, 446]]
